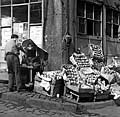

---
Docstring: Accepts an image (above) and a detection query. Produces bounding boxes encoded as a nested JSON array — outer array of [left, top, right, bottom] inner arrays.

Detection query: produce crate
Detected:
[[66, 87, 95, 102], [94, 91, 111, 101], [79, 88, 94, 102]]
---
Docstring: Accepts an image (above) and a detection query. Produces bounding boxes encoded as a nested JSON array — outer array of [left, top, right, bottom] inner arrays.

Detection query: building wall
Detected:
[[68, 0, 120, 63], [44, 0, 63, 70]]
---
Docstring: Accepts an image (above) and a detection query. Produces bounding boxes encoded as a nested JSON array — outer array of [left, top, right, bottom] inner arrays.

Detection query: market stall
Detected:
[[32, 43, 120, 103], [20, 39, 48, 91]]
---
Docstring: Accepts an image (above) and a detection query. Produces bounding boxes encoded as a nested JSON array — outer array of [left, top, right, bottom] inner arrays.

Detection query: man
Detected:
[[5, 34, 24, 92]]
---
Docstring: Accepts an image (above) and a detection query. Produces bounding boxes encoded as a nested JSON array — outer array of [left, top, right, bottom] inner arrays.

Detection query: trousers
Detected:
[[6, 53, 21, 91]]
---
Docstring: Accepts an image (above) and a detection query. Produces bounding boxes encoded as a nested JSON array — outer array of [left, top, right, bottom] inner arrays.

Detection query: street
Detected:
[[0, 82, 115, 117], [0, 99, 104, 117], [0, 99, 72, 117]]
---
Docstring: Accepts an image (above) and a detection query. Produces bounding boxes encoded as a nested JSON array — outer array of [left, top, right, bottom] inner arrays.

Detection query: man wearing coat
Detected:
[[5, 34, 24, 92]]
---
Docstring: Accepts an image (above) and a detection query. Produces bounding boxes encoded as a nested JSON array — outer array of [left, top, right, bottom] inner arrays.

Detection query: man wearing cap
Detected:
[[5, 34, 24, 92]]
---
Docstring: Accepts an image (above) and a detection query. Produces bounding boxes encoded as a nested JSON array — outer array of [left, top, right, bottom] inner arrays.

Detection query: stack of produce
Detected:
[[41, 71, 59, 81], [94, 76, 110, 93], [112, 57, 120, 67], [70, 52, 90, 70], [89, 44, 104, 59], [89, 43, 105, 71], [101, 66, 116, 83], [62, 64, 80, 86], [110, 83, 120, 99], [79, 67, 100, 89], [92, 60, 105, 71], [85, 73, 100, 85]]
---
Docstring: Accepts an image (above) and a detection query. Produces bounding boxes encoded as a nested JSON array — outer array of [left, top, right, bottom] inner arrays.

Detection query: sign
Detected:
[[2, 28, 12, 47], [1, 17, 11, 26], [30, 26, 43, 48], [13, 23, 28, 41]]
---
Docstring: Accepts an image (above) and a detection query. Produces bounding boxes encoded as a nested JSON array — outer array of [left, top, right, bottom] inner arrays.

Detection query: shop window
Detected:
[[13, 5, 28, 23], [94, 6, 101, 20], [1, 7, 11, 26], [119, 14, 120, 24], [77, 1, 84, 17], [113, 11, 118, 24], [78, 18, 85, 33], [13, 23, 28, 40], [106, 9, 120, 38], [106, 24, 111, 37], [86, 3, 93, 19], [77, 1, 101, 36], [94, 21, 101, 36], [30, 26, 42, 47], [1, 0, 11, 5], [30, 0, 42, 2], [87, 19, 93, 35], [106, 9, 112, 37], [30, 3, 42, 23], [106, 9, 112, 23], [12, 0, 29, 4], [113, 11, 119, 38], [113, 25, 119, 38], [1, 7, 11, 18], [1, 28, 12, 47]]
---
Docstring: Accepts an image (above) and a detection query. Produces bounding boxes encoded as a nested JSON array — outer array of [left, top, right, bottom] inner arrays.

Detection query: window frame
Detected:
[[0, 0, 43, 35], [77, 1, 102, 37], [106, 8, 120, 39]]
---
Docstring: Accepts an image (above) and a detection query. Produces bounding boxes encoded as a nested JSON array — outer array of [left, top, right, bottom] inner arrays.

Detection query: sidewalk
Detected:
[[0, 71, 117, 115], [0, 71, 8, 84]]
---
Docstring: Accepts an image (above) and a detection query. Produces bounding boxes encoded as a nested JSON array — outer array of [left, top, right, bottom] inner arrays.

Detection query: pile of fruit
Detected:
[[72, 53, 90, 69], [89, 44, 104, 59]]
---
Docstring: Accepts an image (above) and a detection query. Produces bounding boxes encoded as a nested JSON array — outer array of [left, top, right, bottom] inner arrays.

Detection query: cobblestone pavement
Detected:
[[0, 83, 104, 117], [88, 106, 120, 117], [0, 85, 118, 117], [0, 99, 102, 117]]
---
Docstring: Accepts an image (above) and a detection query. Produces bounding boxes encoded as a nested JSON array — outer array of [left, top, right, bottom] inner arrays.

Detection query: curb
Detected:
[[77, 100, 115, 110], [26, 98, 77, 112], [0, 72, 8, 84], [0, 91, 116, 113]]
